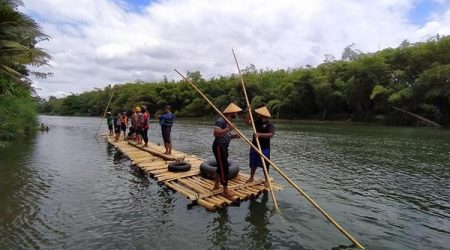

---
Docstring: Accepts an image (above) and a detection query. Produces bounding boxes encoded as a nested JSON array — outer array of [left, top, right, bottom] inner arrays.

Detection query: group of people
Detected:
[[106, 102, 273, 199], [212, 103, 274, 199], [106, 105, 176, 154]]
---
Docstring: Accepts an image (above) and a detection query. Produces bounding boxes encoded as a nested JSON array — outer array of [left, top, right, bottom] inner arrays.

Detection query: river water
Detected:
[[0, 115, 449, 249]]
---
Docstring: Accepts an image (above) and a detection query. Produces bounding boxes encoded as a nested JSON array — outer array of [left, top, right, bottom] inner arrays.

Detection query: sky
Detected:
[[20, 0, 450, 98]]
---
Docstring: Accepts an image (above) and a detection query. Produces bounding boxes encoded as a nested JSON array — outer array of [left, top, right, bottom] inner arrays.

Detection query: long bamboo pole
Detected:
[[95, 85, 115, 137], [232, 49, 279, 210], [174, 69, 365, 249]]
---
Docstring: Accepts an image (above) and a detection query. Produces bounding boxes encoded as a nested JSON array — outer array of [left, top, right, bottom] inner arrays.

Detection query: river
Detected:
[[0, 115, 449, 249]]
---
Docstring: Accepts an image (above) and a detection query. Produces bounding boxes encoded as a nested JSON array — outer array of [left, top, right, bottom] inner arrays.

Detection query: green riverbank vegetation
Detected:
[[40, 35, 450, 127], [0, 0, 51, 147]]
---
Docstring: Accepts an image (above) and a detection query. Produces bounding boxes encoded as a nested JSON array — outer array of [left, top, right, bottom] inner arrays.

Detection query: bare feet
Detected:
[[223, 189, 237, 199], [246, 177, 254, 183], [264, 181, 270, 188], [213, 185, 220, 191]]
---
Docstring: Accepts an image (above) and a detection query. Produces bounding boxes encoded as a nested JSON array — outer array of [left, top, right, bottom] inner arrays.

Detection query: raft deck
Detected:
[[105, 135, 282, 211]]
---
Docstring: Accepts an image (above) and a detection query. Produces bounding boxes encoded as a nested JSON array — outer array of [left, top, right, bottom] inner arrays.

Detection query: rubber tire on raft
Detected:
[[168, 161, 191, 172], [200, 158, 240, 180]]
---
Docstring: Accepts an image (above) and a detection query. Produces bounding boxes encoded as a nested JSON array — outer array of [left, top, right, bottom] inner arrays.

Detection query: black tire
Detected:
[[168, 161, 191, 172], [200, 158, 239, 180]]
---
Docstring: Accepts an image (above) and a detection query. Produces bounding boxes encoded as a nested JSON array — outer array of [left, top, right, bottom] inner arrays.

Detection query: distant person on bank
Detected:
[[158, 105, 176, 155], [140, 105, 150, 147], [114, 112, 122, 142], [245, 106, 274, 187], [107, 112, 113, 135], [212, 103, 241, 199]]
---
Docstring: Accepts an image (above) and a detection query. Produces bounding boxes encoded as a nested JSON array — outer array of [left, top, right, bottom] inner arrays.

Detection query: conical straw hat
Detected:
[[255, 106, 271, 118], [223, 102, 242, 113]]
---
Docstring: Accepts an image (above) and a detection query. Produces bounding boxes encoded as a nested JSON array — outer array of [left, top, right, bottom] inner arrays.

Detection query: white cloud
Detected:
[[21, 0, 450, 97]]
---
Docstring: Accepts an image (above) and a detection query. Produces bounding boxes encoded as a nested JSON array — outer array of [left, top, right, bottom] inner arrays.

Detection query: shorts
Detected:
[[108, 124, 113, 131], [121, 124, 126, 131], [114, 125, 121, 133], [249, 148, 270, 169]]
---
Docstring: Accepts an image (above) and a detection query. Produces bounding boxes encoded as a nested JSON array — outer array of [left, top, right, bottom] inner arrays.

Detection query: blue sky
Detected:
[[21, 0, 450, 97], [409, 0, 448, 25]]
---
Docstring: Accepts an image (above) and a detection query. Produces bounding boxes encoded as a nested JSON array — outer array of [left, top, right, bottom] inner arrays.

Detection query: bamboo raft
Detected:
[[105, 135, 282, 211]]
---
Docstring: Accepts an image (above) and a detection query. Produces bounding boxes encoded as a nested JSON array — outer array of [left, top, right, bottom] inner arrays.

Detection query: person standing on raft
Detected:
[[140, 105, 150, 147], [245, 106, 274, 187], [107, 112, 113, 135], [158, 105, 176, 155], [212, 102, 241, 199]]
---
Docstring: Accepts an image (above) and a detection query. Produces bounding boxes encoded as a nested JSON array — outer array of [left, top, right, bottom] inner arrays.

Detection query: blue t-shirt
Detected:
[[159, 112, 176, 127], [214, 117, 231, 146]]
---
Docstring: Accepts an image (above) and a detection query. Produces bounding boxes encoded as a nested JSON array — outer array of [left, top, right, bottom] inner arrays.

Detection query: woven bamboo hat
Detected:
[[135, 106, 141, 112], [255, 106, 271, 118], [223, 102, 242, 114]]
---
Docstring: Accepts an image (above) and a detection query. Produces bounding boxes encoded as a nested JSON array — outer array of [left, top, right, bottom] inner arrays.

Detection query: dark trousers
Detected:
[[212, 141, 229, 187], [161, 125, 172, 144], [142, 128, 148, 143]]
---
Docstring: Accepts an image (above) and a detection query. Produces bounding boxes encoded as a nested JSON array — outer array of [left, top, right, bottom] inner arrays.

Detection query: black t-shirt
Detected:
[[252, 118, 274, 149]]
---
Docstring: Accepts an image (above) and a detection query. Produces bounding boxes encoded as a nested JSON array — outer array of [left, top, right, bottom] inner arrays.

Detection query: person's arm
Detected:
[[213, 123, 234, 137], [256, 124, 274, 138], [256, 132, 274, 138]]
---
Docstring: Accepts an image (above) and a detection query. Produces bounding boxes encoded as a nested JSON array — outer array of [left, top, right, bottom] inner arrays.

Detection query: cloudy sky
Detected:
[[21, 0, 450, 98]]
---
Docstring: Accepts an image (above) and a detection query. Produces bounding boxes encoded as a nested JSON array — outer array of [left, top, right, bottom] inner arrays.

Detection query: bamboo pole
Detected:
[[232, 49, 279, 210], [393, 106, 442, 127], [174, 69, 365, 249], [95, 85, 115, 137]]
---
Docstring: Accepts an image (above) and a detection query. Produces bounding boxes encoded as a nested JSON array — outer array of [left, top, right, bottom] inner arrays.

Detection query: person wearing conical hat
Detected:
[[212, 102, 242, 199], [245, 106, 274, 187]]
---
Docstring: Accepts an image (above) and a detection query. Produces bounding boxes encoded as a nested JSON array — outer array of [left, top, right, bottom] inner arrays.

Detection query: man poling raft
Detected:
[[174, 68, 365, 249], [245, 106, 274, 186], [212, 102, 242, 200]]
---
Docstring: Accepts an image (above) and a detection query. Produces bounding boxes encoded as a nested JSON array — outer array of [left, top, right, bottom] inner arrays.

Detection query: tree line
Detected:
[[40, 35, 450, 127], [0, 0, 51, 147]]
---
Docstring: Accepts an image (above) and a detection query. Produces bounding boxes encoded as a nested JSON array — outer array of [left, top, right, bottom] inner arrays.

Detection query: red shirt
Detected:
[[142, 112, 150, 129]]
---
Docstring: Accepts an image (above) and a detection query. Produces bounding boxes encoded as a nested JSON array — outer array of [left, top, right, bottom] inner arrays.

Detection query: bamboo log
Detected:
[[128, 141, 182, 161], [205, 197, 225, 208], [158, 172, 201, 182], [165, 181, 198, 200], [178, 179, 209, 194], [215, 195, 234, 205], [175, 69, 365, 249], [393, 106, 442, 127], [197, 198, 217, 211]]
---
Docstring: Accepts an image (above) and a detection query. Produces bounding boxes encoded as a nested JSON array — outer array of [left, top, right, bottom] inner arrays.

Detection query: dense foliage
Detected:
[[40, 36, 450, 127], [0, 0, 50, 147]]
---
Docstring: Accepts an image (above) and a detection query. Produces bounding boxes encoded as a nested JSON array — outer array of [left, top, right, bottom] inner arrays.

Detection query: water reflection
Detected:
[[245, 192, 271, 249], [0, 135, 54, 249], [209, 209, 232, 248]]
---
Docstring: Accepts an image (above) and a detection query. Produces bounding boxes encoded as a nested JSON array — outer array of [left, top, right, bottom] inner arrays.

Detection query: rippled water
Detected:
[[0, 116, 449, 249]]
